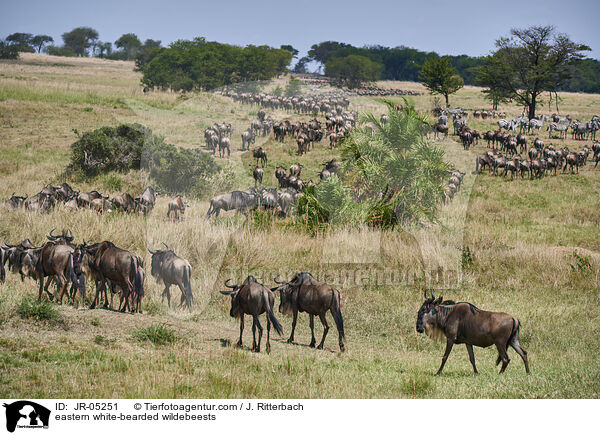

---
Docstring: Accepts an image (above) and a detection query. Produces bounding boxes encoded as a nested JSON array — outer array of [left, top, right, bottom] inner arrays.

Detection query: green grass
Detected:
[[16, 296, 60, 322], [133, 323, 179, 345]]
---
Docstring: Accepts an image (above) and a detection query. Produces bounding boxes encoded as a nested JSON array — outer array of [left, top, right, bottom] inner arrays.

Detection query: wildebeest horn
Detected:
[[424, 289, 427, 298], [147, 245, 158, 254], [162, 242, 170, 251], [224, 279, 236, 289], [49, 228, 56, 237], [430, 289, 435, 299], [273, 275, 287, 284], [67, 229, 74, 241]]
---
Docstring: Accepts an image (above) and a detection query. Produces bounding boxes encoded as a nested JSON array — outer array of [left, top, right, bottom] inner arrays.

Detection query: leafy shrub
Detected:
[[16, 297, 59, 322], [44, 45, 76, 57], [0, 41, 19, 59], [133, 323, 178, 345], [146, 144, 219, 197], [67, 123, 220, 198]]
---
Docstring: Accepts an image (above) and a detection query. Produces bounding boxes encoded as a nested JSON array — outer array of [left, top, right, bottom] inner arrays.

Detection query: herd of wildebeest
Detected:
[[5, 89, 600, 374]]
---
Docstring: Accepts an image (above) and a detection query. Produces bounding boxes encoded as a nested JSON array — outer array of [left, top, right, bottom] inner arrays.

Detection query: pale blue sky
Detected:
[[1, 0, 598, 61]]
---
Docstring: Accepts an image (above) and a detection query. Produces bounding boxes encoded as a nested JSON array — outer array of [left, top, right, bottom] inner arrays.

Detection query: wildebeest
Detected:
[[137, 186, 156, 211], [148, 243, 193, 309], [272, 272, 345, 352], [253, 167, 263, 187], [253, 147, 268, 167], [4, 193, 27, 209], [79, 241, 144, 312], [112, 192, 137, 213], [416, 292, 530, 375], [220, 276, 283, 353], [167, 195, 188, 220], [36, 231, 84, 303], [206, 190, 257, 218]]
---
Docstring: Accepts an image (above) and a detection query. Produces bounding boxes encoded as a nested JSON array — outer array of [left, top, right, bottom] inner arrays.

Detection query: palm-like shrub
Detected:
[[299, 99, 450, 230]]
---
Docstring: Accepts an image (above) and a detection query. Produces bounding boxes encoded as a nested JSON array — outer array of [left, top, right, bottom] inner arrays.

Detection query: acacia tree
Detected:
[[115, 33, 142, 60], [6, 33, 34, 52], [477, 25, 589, 119], [62, 27, 99, 56], [419, 56, 464, 107], [31, 35, 53, 53]]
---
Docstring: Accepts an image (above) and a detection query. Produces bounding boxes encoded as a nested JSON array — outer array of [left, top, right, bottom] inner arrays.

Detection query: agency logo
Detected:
[[3, 401, 50, 433]]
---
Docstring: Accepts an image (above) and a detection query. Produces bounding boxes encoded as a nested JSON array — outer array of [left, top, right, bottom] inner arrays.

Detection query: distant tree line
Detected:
[[305, 40, 600, 94]]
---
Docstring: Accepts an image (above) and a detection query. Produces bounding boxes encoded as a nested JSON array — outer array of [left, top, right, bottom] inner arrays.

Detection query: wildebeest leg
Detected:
[[308, 314, 316, 347], [251, 316, 258, 352], [38, 276, 45, 301], [161, 284, 171, 307], [254, 315, 263, 352], [435, 338, 454, 376], [495, 341, 510, 373], [466, 344, 478, 374], [287, 310, 298, 344], [90, 280, 102, 309], [509, 336, 530, 374], [237, 314, 244, 348], [317, 312, 329, 350], [266, 313, 271, 354]]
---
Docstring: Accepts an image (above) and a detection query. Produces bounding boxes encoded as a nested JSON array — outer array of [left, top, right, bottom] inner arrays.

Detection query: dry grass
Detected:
[[0, 54, 599, 398]]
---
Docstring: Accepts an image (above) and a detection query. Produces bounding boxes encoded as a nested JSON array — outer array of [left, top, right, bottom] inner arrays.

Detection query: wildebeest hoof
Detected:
[[287, 338, 294, 344], [309, 341, 316, 348], [316, 344, 323, 350], [235, 341, 243, 348], [434, 372, 442, 376]]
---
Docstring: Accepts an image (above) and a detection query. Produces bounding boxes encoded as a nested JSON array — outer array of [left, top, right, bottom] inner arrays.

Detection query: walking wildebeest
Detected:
[[148, 243, 193, 309], [416, 292, 530, 375], [272, 272, 345, 352], [80, 241, 144, 312], [220, 276, 283, 353], [167, 195, 188, 220], [253, 167, 263, 187]]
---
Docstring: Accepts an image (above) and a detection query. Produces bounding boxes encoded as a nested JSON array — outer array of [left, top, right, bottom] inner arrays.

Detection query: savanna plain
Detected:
[[0, 53, 599, 398]]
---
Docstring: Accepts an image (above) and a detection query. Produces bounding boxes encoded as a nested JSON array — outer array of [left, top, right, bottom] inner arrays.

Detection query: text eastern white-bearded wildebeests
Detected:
[[272, 272, 345, 352], [79, 241, 144, 312], [148, 243, 193, 309], [220, 276, 283, 353], [206, 190, 257, 218], [416, 291, 530, 375], [167, 195, 188, 220]]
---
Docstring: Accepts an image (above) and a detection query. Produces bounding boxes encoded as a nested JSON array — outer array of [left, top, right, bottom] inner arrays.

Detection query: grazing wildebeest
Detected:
[[112, 192, 137, 213], [219, 137, 231, 158], [148, 243, 193, 309], [137, 186, 156, 211], [167, 195, 188, 220], [90, 197, 114, 213], [289, 163, 303, 177], [80, 241, 144, 312], [416, 292, 530, 375], [272, 272, 345, 352], [275, 166, 287, 188], [241, 129, 255, 151], [253, 167, 263, 187], [221, 276, 283, 353]]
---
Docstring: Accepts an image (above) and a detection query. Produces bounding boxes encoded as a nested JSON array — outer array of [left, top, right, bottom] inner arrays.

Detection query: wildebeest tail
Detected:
[[131, 257, 143, 298], [0, 252, 5, 283], [332, 290, 345, 341], [509, 317, 520, 343], [264, 290, 283, 336]]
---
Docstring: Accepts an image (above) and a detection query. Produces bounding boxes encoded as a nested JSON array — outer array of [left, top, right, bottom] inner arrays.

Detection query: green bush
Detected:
[[67, 123, 220, 198], [133, 323, 178, 345], [16, 297, 59, 322], [0, 41, 19, 59]]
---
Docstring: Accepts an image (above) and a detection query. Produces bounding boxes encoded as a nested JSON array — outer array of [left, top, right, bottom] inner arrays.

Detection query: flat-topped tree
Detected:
[[476, 25, 590, 119]]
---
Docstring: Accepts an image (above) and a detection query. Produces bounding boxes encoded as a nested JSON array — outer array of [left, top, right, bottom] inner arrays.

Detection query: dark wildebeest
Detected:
[[167, 195, 188, 220], [36, 231, 84, 303], [112, 192, 137, 213], [220, 276, 283, 353], [272, 272, 345, 352], [253, 167, 263, 187], [80, 241, 144, 312], [275, 166, 287, 188], [416, 292, 530, 375], [253, 147, 268, 167], [148, 243, 193, 309], [4, 193, 27, 209]]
